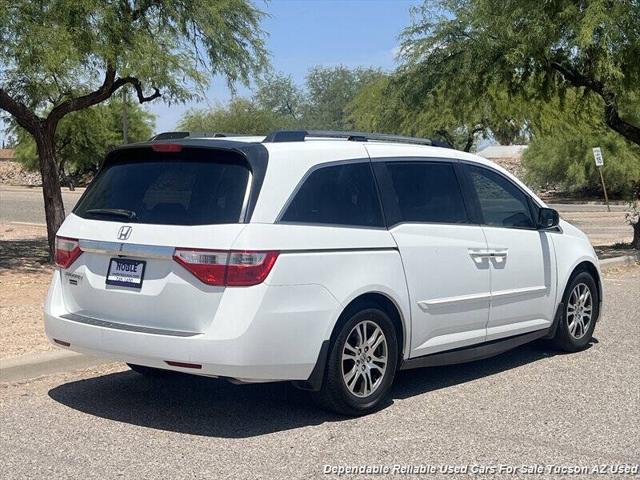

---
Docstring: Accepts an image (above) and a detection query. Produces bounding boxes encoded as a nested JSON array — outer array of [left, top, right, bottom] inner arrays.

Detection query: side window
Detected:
[[280, 162, 383, 227], [468, 165, 534, 228], [385, 162, 468, 224]]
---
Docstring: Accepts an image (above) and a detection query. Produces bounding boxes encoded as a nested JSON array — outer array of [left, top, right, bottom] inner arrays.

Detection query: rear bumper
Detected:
[[44, 271, 339, 383]]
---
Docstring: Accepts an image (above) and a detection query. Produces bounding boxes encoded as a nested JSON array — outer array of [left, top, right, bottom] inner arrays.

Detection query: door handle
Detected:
[[468, 249, 508, 264], [468, 249, 490, 264], [488, 249, 508, 263]]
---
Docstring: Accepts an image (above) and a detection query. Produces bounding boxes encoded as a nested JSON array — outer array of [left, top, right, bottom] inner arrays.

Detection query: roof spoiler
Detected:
[[149, 131, 248, 141]]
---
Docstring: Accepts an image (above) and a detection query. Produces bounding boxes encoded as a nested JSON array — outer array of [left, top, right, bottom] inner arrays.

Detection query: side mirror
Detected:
[[537, 207, 559, 229]]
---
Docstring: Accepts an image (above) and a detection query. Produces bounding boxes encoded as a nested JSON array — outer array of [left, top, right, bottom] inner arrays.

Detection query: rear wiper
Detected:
[[85, 208, 137, 221]]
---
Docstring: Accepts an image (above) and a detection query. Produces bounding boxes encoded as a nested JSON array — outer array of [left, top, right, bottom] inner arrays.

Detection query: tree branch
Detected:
[[0, 88, 41, 134], [46, 65, 160, 133], [551, 61, 640, 146]]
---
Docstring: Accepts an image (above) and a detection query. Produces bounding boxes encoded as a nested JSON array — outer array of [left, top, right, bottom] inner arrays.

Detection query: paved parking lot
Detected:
[[1, 266, 638, 479]]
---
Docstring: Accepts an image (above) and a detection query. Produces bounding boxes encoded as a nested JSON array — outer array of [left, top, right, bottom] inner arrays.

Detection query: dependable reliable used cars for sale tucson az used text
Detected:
[[45, 130, 603, 415]]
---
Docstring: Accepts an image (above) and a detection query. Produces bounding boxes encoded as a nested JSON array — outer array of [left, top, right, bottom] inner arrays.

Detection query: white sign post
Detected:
[[592, 147, 610, 212]]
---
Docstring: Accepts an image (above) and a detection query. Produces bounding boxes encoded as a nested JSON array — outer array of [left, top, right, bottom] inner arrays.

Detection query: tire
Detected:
[[311, 307, 398, 416], [127, 363, 176, 378], [552, 271, 599, 352]]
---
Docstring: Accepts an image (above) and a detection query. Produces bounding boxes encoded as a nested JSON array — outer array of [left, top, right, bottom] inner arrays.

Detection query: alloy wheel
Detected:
[[341, 320, 388, 398]]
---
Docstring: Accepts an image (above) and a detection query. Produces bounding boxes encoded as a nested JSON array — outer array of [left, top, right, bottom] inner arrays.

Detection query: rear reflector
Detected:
[[151, 143, 183, 153], [54, 236, 82, 269], [53, 339, 71, 347], [173, 249, 279, 287], [165, 360, 202, 369]]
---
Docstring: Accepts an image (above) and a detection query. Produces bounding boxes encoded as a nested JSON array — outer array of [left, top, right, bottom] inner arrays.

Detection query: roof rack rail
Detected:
[[149, 131, 238, 141], [262, 130, 451, 148]]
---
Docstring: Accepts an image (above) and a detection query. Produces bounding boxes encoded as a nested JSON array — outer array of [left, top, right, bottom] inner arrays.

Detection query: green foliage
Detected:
[[522, 94, 640, 196], [179, 98, 296, 135], [0, 0, 268, 109], [400, 0, 640, 145], [180, 66, 384, 135], [304, 66, 383, 130], [347, 73, 528, 151], [254, 72, 305, 122], [14, 99, 154, 176]]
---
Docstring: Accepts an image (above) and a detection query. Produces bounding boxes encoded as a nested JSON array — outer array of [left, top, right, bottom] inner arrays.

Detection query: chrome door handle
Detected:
[[488, 249, 508, 263], [468, 249, 490, 264]]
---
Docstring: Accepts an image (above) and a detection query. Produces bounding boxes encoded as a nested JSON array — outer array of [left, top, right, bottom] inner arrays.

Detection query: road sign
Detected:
[[592, 147, 610, 211], [593, 147, 604, 166]]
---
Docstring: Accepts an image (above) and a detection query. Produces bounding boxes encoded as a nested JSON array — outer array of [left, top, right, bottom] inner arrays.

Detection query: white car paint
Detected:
[[44, 137, 602, 384]]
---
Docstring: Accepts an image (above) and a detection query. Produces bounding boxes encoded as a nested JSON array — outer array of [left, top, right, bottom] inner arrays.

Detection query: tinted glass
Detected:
[[281, 163, 383, 227], [75, 152, 250, 225], [468, 165, 534, 228], [385, 162, 467, 224]]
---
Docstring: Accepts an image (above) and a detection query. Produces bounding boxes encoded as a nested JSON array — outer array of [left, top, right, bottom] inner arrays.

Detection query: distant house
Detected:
[[0, 148, 15, 161], [477, 144, 528, 178]]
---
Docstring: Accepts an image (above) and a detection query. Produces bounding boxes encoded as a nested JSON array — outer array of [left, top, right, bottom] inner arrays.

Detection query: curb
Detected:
[[0, 350, 111, 383], [599, 253, 640, 271]]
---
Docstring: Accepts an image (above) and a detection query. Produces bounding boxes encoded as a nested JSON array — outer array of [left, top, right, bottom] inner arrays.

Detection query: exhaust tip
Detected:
[[53, 339, 71, 347]]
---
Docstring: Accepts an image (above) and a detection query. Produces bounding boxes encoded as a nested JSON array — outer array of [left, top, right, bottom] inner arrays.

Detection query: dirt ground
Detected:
[[0, 223, 53, 360]]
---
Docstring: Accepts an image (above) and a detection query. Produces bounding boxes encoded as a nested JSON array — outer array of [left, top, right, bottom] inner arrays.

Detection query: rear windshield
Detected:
[[74, 148, 251, 225]]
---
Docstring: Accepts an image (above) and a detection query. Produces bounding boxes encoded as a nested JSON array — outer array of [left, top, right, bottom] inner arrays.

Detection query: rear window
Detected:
[[74, 149, 251, 225]]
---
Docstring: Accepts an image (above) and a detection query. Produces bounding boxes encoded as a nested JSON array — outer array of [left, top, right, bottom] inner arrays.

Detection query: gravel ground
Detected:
[[0, 223, 54, 359], [0, 266, 638, 480]]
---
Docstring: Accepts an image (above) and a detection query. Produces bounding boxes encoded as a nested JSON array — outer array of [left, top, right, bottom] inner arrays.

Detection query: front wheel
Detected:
[[312, 307, 398, 416], [552, 271, 599, 352]]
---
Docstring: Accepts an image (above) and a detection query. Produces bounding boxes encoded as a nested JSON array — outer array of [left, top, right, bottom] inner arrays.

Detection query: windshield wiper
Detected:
[[85, 208, 137, 221]]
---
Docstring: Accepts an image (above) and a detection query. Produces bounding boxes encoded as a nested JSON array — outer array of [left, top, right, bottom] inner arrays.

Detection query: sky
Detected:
[[148, 0, 418, 134], [0, 0, 418, 145]]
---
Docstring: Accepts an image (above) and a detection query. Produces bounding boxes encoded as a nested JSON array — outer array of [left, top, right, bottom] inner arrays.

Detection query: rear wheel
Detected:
[[552, 271, 599, 352], [312, 308, 398, 416], [127, 363, 176, 378]]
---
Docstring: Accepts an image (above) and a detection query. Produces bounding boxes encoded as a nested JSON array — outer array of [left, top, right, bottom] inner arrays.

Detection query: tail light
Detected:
[[173, 249, 279, 287], [55, 236, 82, 268]]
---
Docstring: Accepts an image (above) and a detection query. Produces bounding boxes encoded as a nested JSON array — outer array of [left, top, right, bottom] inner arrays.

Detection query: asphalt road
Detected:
[[1, 266, 638, 479], [0, 186, 633, 246], [0, 186, 81, 225]]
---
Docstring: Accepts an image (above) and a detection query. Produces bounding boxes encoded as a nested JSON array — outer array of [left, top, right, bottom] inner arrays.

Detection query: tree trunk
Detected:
[[35, 129, 66, 259], [632, 221, 640, 250]]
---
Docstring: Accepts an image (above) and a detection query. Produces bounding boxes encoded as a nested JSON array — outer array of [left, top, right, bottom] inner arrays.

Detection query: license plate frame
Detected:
[[106, 258, 146, 289]]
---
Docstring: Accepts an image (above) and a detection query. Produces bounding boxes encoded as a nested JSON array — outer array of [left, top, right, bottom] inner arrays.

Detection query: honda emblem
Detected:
[[117, 226, 132, 240]]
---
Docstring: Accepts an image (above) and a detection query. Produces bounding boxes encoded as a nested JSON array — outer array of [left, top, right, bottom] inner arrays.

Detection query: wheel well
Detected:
[[569, 261, 602, 301], [331, 293, 406, 362]]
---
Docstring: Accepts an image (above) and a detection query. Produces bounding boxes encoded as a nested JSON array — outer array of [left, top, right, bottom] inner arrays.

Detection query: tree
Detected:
[[304, 66, 383, 130], [12, 98, 155, 186], [0, 0, 267, 256], [348, 73, 528, 151], [254, 72, 305, 122], [179, 97, 296, 135], [400, 0, 640, 147], [522, 92, 640, 196]]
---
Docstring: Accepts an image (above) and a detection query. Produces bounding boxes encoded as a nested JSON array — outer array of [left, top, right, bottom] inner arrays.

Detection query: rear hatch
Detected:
[[56, 144, 263, 334]]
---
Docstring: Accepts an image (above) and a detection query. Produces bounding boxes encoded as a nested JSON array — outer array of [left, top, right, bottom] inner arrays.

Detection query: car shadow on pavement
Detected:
[[48, 341, 587, 438]]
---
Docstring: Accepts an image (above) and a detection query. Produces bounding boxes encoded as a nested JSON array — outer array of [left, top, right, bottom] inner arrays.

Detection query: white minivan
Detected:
[[45, 130, 602, 415]]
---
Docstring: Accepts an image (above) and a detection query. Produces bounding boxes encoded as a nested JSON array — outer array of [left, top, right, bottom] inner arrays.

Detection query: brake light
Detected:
[[173, 249, 279, 286], [173, 249, 228, 285], [151, 143, 183, 153], [226, 251, 280, 286], [55, 236, 82, 268]]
